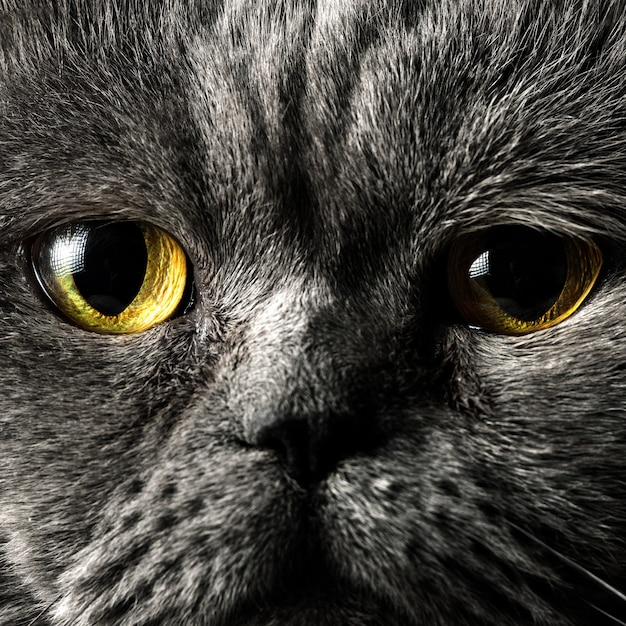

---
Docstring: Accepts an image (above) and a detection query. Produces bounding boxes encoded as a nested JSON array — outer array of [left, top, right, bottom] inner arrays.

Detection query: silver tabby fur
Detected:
[[0, 1, 625, 624]]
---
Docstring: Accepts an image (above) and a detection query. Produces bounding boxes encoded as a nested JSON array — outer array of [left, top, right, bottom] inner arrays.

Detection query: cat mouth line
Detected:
[[224, 571, 405, 626]]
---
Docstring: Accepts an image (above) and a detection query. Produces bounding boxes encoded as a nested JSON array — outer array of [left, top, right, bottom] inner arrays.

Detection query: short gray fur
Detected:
[[0, 1, 625, 624]]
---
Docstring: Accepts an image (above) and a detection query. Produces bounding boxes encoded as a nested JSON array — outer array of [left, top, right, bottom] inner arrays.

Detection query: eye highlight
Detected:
[[447, 227, 602, 335], [32, 221, 190, 334]]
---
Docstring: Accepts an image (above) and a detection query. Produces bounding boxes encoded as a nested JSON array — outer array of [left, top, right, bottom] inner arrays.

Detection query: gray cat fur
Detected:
[[0, 0, 625, 624]]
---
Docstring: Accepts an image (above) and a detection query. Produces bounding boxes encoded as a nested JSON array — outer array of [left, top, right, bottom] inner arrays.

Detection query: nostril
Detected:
[[257, 419, 314, 485], [253, 413, 383, 488]]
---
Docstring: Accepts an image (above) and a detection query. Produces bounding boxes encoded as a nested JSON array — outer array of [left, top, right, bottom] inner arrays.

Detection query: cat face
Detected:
[[1, 1, 625, 625]]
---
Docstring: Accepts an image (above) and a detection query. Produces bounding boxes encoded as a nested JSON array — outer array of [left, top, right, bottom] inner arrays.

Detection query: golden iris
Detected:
[[447, 227, 602, 335], [32, 221, 188, 333]]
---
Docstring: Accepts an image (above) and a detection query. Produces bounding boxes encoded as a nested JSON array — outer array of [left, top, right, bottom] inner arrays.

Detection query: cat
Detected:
[[1, 0, 625, 624]]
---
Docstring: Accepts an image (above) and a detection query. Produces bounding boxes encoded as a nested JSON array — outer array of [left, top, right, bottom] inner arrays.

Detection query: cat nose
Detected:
[[250, 410, 377, 487], [232, 285, 385, 486]]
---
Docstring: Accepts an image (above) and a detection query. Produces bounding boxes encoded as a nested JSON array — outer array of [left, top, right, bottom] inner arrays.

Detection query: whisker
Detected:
[[511, 523, 626, 605], [588, 602, 626, 626], [26, 593, 63, 626]]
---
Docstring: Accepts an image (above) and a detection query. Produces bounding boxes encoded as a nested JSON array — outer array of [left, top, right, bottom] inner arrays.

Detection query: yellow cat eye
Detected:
[[447, 227, 602, 335], [32, 221, 189, 334]]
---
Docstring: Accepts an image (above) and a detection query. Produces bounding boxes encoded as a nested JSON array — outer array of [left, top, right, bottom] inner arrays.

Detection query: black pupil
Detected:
[[71, 223, 148, 316], [471, 228, 568, 321]]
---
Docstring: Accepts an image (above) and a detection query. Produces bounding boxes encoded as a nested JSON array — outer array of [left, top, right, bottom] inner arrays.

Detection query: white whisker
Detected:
[[511, 523, 626, 604], [26, 593, 62, 626], [588, 602, 626, 626]]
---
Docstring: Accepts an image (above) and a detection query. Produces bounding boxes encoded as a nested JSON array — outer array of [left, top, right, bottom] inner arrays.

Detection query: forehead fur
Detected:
[[0, 0, 625, 256]]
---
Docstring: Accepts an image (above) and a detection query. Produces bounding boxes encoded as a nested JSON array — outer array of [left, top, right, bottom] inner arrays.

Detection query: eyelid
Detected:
[[31, 220, 193, 334], [447, 227, 603, 335]]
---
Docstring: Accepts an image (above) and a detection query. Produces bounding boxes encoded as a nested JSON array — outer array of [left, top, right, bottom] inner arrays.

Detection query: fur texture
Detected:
[[1, 1, 626, 624]]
